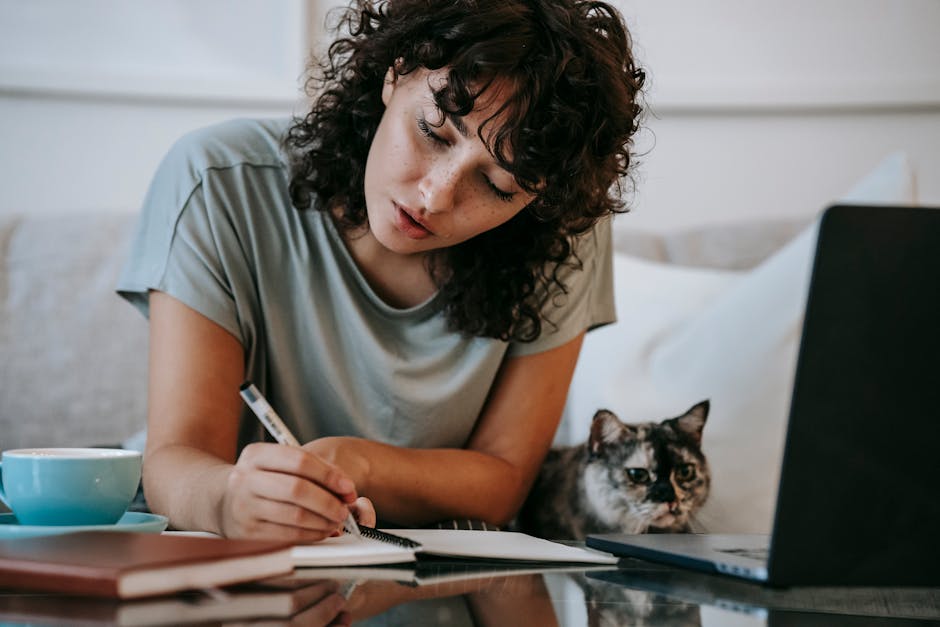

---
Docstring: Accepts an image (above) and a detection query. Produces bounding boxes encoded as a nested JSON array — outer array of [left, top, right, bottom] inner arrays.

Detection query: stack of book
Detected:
[[0, 526, 620, 624], [0, 531, 296, 599]]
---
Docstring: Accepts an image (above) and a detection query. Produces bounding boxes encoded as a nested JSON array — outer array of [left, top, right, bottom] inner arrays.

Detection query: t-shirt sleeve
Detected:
[[116, 130, 250, 344], [507, 216, 617, 357]]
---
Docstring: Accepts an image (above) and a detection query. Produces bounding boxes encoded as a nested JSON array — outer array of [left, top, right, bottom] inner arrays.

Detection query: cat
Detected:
[[516, 401, 710, 540], [564, 571, 702, 627]]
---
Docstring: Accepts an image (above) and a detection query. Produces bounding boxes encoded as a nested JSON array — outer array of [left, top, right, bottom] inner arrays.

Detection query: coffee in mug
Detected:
[[0, 448, 142, 526]]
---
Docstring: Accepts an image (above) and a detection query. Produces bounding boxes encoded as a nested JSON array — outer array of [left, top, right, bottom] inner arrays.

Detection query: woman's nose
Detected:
[[418, 160, 460, 214]]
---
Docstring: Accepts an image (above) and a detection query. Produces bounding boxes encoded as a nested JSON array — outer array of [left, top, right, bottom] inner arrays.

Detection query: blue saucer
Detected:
[[0, 511, 168, 539]]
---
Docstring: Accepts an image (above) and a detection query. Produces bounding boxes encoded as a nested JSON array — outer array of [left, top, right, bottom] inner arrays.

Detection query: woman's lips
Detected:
[[393, 202, 433, 239]]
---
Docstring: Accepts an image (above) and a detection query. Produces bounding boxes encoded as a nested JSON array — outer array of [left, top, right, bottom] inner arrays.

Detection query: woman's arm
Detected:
[[144, 291, 368, 539], [147, 289, 582, 533], [306, 332, 585, 527]]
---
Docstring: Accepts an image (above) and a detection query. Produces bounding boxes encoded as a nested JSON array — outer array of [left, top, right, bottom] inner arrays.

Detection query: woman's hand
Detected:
[[303, 437, 377, 531], [282, 580, 351, 627], [219, 442, 361, 541], [303, 437, 372, 491]]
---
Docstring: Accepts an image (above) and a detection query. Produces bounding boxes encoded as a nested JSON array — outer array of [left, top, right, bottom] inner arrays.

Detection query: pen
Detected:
[[239, 381, 362, 538]]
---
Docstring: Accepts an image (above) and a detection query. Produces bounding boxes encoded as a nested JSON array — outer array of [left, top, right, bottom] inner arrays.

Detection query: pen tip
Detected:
[[239, 381, 252, 391]]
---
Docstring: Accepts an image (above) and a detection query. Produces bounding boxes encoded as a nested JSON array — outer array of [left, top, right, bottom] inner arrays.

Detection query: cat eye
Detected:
[[626, 468, 651, 484], [674, 463, 696, 482]]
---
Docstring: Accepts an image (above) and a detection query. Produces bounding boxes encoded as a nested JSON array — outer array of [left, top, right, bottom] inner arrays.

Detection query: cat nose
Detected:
[[648, 481, 676, 503]]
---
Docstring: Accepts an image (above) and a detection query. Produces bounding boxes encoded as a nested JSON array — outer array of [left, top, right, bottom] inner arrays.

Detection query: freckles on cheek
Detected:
[[458, 202, 496, 227]]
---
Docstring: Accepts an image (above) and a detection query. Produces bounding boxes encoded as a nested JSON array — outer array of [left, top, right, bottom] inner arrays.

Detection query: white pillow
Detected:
[[559, 254, 740, 441], [838, 151, 917, 206], [648, 152, 917, 533], [648, 222, 818, 533]]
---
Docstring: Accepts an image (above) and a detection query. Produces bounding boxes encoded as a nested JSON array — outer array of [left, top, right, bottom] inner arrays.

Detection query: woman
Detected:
[[118, 0, 644, 540]]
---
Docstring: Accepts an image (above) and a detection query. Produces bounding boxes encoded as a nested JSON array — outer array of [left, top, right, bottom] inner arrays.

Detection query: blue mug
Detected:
[[0, 448, 142, 526]]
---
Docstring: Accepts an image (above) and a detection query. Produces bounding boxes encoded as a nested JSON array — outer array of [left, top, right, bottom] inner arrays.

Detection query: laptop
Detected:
[[587, 204, 940, 586], [587, 566, 937, 623]]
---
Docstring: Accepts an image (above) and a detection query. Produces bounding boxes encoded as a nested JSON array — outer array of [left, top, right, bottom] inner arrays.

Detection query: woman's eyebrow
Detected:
[[442, 110, 518, 180]]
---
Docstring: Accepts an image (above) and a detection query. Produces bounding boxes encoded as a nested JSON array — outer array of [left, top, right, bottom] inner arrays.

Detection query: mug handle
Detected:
[[0, 461, 9, 509]]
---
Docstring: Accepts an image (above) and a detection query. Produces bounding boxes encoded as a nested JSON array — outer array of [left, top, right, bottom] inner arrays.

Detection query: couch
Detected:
[[0, 212, 148, 450], [0, 152, 916, 531]]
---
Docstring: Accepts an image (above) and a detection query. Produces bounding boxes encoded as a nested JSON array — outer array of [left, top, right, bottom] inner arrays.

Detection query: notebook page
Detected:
[[391, 530, 618, 564]]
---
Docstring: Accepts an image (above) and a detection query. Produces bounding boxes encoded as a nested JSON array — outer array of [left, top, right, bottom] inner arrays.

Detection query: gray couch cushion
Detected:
[[613, 216, 812, 270], [0, 211, 148, 449]]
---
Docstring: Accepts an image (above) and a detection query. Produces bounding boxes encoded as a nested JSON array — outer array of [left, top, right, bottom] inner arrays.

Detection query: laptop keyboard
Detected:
[[718, 547, 769, 561]]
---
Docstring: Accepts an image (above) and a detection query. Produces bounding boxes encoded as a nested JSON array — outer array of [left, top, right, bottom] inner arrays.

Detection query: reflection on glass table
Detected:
[[0, 558, 938, 626]]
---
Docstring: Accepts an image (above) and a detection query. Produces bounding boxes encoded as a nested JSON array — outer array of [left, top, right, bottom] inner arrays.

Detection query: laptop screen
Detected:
[[768, 204, 940, 586]]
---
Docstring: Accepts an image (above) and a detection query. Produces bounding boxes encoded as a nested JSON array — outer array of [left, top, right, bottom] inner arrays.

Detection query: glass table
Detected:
[[1, 557, 938, 625]]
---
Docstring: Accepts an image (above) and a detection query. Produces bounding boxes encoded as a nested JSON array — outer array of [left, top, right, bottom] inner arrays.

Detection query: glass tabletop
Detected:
[[1, 558, 938, 626]]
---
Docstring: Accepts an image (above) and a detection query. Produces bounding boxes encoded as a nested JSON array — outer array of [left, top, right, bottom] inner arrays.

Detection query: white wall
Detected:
[[614, 0, 940, 229], [1, 0, 938, 231], [0, 0, 312, 215]]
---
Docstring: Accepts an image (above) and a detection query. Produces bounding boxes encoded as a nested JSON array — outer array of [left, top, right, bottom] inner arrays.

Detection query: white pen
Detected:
[[239, 381, 362, 538]]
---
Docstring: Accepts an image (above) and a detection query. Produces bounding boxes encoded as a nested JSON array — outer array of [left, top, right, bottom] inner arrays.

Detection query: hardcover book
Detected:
[[0, 531, 295, 599], [0, 582, 335, 626]]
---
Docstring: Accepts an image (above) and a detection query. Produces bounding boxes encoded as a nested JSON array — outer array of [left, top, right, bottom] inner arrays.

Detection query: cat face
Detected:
[[583, 402, 710, 533]]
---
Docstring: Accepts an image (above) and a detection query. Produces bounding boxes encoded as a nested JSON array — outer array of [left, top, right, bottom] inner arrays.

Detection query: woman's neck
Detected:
[[340, 223, 438, 309]]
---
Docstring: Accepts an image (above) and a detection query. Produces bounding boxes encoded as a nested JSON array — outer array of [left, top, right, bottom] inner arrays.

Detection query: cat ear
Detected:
[[589, 409, 635, 457], [668, 400, 709, 445]]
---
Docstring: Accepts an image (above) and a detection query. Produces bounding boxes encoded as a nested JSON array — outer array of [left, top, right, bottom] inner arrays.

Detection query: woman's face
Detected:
[[363, 67, 535, 256]]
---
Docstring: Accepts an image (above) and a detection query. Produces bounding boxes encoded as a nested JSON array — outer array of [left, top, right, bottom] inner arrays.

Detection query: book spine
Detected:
[[0, 564, 120, 597]]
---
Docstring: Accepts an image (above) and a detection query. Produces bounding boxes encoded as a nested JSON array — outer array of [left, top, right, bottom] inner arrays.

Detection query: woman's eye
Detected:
[[417, 113, 515, 203], [484, 176, 515, 203], [675, 463, 696, 481], [626, 468, 651, 484], [417, 117, 448, 145]]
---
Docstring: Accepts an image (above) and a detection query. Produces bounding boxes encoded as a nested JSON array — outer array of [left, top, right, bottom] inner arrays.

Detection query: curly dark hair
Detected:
[[286, 0, 645, 341]]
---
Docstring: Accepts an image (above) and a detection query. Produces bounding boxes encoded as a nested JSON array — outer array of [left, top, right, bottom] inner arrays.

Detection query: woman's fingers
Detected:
[[228, 517, 339, 542], [250, 494, 345, 531], [241, 468, 350, 523], [222, 442, 367, 540], [240, 442, 358, 503], [287, 581, 349, 626], [349, 497, 377, 528]]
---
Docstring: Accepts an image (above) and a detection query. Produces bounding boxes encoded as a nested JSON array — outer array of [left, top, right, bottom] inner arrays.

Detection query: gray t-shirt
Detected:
[[118, 118, 615, 451]]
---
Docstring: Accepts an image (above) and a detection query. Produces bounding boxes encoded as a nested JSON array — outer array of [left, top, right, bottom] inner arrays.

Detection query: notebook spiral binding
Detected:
[[359, 526, 422, 549]]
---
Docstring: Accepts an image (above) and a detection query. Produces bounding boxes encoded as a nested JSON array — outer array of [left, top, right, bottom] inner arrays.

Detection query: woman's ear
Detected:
[[381, 66, 397, 106]]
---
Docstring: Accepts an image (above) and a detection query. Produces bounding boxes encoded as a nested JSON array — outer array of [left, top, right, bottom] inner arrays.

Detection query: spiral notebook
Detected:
[[289, 527, 618, 567]]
